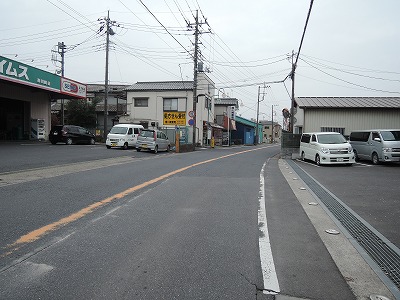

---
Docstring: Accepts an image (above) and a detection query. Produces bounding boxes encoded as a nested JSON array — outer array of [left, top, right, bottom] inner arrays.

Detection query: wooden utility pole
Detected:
[[192, 10, 199, 148], [103, 10, 110, 141]]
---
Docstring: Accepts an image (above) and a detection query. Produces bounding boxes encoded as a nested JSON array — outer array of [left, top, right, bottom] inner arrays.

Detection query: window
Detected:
[[301, 134, 311, 143], [134, 98, 148, 107], [163, 98, 178, 111], [320, 127, 344, 135], [128, 128, 133, 135]]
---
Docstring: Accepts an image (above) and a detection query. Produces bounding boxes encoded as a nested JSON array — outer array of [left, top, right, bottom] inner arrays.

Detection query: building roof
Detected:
[[125, 81, 193, 91], [87, 84, 129, 93], [295, 97, 400, 108], [214, 98, 239, 108]]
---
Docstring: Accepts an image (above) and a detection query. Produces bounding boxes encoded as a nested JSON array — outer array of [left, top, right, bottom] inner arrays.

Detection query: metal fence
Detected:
[[281, 132, 301, 159]]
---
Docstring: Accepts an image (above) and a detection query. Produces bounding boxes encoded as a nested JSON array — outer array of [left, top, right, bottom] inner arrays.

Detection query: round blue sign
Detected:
[[188, 119, 195, 126]]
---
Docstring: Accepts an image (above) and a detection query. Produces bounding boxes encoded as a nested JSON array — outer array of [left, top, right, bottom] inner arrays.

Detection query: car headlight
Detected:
[[348, 146, 353, 153], [320, 147, 330, 154], [383, 147, 392, 152]]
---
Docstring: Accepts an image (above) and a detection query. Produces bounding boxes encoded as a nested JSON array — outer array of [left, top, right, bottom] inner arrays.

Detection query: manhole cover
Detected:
[[325, 229, 340, 235]]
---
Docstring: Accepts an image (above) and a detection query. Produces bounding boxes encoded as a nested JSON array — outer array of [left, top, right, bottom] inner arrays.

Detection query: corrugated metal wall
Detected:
[[304, 108, 400, 135]]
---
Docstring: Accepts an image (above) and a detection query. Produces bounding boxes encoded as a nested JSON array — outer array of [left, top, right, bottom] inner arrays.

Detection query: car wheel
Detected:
[[51, 141, 57, 145], [301, 151, 305, 161], [106, 145, 111, 149], [372, 152, 379, 165], [122, 143, 128, 150], [353, 149, 359, 162], [166, 145, 170, 152], [90, 138, 95, 145], [136, 148, 141, 152], [66, 138, 73, 145], [153, 146, 158, 154], [315, 154, 321, 166]]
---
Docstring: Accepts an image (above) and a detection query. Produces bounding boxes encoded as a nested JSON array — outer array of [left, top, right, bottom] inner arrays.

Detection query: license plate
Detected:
[[142, 144, 148, 148], [53, 132, 58, 135], [337, 158, 343, 162], [111, 143, 117, 147]]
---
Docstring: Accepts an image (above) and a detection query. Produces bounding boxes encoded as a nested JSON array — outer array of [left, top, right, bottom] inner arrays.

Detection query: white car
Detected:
[[300, 132, 355, 166], [106, 124, 144, 150]]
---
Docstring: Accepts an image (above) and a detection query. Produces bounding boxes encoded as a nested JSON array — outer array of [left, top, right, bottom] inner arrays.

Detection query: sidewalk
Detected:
[[276, 157, 396, 300]]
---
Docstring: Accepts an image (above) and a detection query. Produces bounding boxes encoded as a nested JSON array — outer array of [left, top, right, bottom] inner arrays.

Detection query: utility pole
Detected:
[[255, 86, 260, 145], [103, 10, 111, 141], [52, 42, 66, 124], [188, 10, 210, 149], [290, 50, 295, 133], [98, 11, 119, 140], [191, 10, 199, 148]]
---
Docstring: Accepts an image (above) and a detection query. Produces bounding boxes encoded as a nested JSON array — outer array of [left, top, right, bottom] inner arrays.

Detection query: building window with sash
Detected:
[[163, 98, 178, 111], [134, 98, 148, 107]]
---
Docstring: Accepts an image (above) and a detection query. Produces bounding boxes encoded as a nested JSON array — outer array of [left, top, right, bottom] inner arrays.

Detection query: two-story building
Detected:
[[121, 73, 215, 147]]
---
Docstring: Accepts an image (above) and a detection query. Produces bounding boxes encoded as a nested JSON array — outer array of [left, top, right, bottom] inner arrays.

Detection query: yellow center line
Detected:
[[4, 146, 267, 255]]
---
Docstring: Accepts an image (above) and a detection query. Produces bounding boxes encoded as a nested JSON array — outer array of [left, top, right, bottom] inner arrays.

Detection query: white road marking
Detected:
[[258, 161, 280, 294]]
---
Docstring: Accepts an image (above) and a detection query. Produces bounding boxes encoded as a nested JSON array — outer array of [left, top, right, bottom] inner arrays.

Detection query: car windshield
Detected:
[[110, 127, 127, 134], [380, 130, 400, 141], [141, 130, 154, 138], [317, 134, 346, 144]]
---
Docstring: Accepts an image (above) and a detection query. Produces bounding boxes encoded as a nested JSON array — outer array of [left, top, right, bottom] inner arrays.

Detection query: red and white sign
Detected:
[[60, 77, 87, 98]]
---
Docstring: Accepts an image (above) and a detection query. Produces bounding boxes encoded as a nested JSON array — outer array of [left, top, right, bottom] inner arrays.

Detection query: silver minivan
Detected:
[[136, 129, 171, 153], [349, 129, 400, 164]]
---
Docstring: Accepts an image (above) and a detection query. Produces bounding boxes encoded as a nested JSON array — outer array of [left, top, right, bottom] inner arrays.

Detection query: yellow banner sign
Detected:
[[163, 111, 186, 125]]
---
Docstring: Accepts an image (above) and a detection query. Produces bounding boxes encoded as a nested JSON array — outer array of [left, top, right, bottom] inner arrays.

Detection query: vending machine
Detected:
[[31, 119, 46, 140]]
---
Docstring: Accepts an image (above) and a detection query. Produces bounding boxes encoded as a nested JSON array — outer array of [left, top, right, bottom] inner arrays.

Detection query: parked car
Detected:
[[49, 125, 95, 145], [136, 129, 171, 153], [349, 129, 400, 164], [106, 124, 144, 150], [300, 132, 355, 166]]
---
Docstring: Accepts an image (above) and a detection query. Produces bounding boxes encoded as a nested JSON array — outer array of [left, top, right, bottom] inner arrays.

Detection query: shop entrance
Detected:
[[0, 97, 30, 140]]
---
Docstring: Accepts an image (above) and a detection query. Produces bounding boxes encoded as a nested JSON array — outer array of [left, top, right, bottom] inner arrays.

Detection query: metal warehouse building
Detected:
[[293, 97, 400, 136]]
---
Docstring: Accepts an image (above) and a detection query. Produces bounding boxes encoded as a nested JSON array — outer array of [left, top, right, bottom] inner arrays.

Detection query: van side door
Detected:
[[127, 128, 134, 146], [370, 131, 382, 159], [309, 134, 318, 159]]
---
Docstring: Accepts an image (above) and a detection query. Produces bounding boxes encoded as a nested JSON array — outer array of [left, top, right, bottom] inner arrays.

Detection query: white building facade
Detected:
[[121, 73, 215, 146]]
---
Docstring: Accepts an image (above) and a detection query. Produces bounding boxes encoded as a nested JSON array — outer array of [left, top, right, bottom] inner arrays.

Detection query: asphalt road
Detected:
[[0, 142, 398, 299]]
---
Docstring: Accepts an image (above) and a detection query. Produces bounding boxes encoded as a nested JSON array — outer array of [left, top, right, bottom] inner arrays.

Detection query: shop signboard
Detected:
[[0, 55, 60, 92], [163, 111, 186, 126], [61, 77, 87, 98]]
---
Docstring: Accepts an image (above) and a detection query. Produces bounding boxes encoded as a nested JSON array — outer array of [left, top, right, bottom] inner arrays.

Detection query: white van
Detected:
[[300, 132, 355, 166], [106, 124, 144, 150], [349, 129, 400, 164]]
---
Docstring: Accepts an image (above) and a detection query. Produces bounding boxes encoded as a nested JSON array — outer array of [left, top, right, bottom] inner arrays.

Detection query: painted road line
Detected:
[[258, 160, 280, 294]]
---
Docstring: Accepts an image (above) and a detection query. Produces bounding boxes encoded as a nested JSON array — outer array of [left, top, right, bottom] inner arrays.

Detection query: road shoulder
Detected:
[[278, 158, 395, 300]]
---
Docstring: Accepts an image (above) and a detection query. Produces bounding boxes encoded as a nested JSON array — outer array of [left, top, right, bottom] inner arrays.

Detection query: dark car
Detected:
[[49, 125, 96, 145]]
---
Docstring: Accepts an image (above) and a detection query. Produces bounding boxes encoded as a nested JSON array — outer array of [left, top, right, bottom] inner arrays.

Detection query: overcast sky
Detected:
[[2, 0, 400, 122]]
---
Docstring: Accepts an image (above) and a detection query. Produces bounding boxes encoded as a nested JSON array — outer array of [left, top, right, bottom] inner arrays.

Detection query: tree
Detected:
[[65, 98, 99, 128]]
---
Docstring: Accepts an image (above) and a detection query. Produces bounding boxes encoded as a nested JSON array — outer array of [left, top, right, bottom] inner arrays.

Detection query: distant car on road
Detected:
[[49, 125, 95, 145], [106, 124, 144, 150], [136, 129, 171, 153]]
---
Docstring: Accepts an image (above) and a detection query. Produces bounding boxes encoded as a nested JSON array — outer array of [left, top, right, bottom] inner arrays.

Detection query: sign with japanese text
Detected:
[[0, 55, 60, 92], [163, 111, 186, 126], [61, 77, 87, 98]]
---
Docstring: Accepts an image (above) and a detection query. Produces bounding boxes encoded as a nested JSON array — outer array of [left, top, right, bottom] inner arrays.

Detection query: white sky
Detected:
[[2, 0, 400, 122]]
